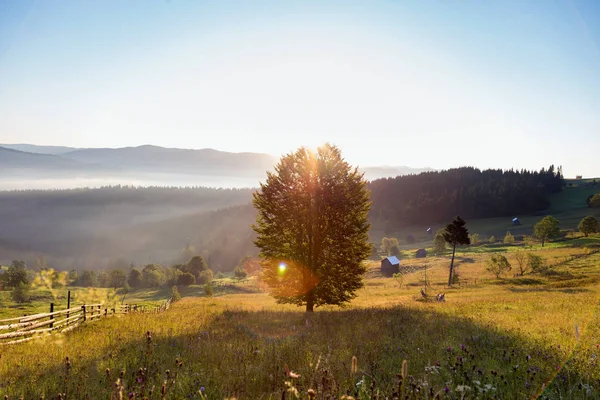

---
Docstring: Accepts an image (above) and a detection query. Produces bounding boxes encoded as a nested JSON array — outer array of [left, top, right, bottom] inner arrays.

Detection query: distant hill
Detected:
[[0, 144, 433, 189], [61, 145, 277, 176], [0, 144, 80, 155], [0, 146, 82, 170]]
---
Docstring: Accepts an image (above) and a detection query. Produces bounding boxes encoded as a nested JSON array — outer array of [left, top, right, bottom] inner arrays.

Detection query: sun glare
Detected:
[[278, 262, 287, 274]]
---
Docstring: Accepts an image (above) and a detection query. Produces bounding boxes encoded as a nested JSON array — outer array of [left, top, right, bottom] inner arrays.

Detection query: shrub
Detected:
[[171, 285, 181, 302], [204, 283, 214, 297], [470, 233, 480, 245], [234, 267, 248, 280], [215, 271, 225, 279], [11, 282, 31, 303], [503, 231, 515, 244], [514, 251, 529, 275], [177, 272, 196, 286], [485, 254, 511, 278], [197, 270, 214, 285], [527, 253, 547, 273], [489, 235, 496, 243]]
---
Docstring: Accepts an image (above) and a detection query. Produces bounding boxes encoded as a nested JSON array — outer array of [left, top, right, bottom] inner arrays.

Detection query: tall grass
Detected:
[[1, 249, 600, 398]]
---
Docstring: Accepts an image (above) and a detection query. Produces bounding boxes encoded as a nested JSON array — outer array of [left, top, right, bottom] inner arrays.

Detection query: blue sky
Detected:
[[1, 0, 599, 177]]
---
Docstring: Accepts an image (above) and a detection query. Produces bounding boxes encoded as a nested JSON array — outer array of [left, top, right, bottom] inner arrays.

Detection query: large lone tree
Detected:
[[442, 216, 470, 286], [252, 144, 371, 312]]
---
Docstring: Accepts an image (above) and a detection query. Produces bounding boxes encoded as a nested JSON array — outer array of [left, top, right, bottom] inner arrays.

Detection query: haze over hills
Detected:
[[0, 144, 433, 189]]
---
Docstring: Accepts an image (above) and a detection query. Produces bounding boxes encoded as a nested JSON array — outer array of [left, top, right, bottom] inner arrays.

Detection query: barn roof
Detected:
[[383, 256, 400, 265], [512, 217, 519, 221]]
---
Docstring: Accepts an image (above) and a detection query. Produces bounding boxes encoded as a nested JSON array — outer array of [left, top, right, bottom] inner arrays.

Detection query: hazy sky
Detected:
[[1, 1, 599, 176]]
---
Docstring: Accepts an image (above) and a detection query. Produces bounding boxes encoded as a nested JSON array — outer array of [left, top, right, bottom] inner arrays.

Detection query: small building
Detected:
[[426, 227, 432, 234], [380, 256, 400, 277], [512, 217, 521, 226], [415, 248, 427, 258]]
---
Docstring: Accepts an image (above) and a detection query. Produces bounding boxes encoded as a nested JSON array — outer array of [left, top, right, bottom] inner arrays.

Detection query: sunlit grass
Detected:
[[1, 247, 600, 398]]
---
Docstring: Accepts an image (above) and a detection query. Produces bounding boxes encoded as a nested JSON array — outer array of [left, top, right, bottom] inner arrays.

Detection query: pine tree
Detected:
[[252, 144, 371, 312], [442, 216, 471, 286]]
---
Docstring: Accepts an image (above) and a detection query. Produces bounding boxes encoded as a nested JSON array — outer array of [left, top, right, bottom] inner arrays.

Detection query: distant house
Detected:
[[512, 217, 521, 226], [426, 227, 432, 234], [576, 175, 583, 179], [415, 248, 427, 258], [380, 256, 400, 277]]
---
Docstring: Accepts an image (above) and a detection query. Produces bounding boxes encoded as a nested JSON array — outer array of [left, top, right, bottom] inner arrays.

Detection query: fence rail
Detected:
[[0, 297, 172, 346]]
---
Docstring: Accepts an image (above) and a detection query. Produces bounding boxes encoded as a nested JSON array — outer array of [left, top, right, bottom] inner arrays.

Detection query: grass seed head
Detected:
[[351, 356, 358, 374], [401, 360, 408, 379]]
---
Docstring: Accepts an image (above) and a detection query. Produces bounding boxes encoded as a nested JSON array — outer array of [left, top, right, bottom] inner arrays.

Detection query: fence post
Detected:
[[82, 305, 87, 322], [105, 308, 108, 317], [50, 303, 54, 328], [98, 304, 101, 317], [67, 290, 71, 319]]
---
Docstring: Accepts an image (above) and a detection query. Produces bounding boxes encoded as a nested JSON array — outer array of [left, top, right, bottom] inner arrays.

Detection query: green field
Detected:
[[1, 236, 600, 399]]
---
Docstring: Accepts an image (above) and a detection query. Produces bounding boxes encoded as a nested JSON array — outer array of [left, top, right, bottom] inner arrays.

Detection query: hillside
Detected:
[[0, 143, 80, 155], [0, 146, 82, 170], [1, 171, 598, 274]]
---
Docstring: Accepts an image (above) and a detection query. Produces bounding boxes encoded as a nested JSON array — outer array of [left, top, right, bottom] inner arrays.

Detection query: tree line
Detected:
[[368, 166, 564, 228]]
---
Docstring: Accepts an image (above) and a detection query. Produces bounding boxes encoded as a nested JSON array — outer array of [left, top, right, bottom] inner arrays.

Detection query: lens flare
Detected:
[[278, 262, 287, 274]]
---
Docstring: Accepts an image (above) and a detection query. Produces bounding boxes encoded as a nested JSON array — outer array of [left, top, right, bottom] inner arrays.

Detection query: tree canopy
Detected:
[[369, 166, 563, 228], [442, 216, 470, 286], [534, 216, 560, 246], [578, 216, 599, 237], [252, 144, 371, 312]]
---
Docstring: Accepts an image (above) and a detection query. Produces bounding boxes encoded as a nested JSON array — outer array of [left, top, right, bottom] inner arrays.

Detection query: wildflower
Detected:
[[284, 364, 300, 379], [200, 387, 205, 392], [447, 346, 453, 352], [444, 386, 450, 393], [461, 344, 466, 351], [525, 381, 531, 389]]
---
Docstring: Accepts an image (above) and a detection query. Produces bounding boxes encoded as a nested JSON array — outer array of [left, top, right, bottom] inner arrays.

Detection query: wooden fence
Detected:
[[0, 298, 172, 346]]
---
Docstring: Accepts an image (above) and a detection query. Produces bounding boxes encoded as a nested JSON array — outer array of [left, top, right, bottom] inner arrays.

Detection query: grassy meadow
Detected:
[[1, 236, 600, 399]]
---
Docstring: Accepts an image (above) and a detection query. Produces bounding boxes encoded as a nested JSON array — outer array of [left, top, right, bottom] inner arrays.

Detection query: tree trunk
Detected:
[[306, 298, 314, 312], [541, 237, 545, 247], [448, 244, 456, 286]]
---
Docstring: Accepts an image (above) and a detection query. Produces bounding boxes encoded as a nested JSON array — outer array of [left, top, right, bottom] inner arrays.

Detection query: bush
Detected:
[[204, 283, 214, 297], [177, 272, 196, 286], [197, 270, 214, 285], [527, 253, 547, 273], [234, 267, 248, 280], [503, 231, 515, 244], [171, 285, 181, 302], [215, 271, 225, 279], [485, 254, 512, 278], [489, 235, 496, 243], [11, 282, 30, 303], [470, 233, 480, 245]]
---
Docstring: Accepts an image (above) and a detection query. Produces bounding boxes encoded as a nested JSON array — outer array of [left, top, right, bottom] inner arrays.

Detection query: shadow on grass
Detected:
[[1, 301, 598, 399]]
